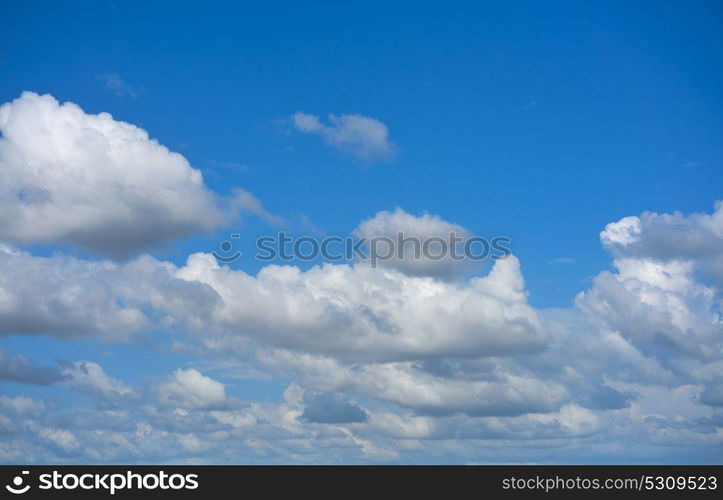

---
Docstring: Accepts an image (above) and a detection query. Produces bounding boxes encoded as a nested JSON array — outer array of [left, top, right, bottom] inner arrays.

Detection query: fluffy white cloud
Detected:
[[353, 208, 478, 279], [259, 350, 567, 416], [176, 252, 546, 363], [0, 92, 223, 257], [292, 112, 395, 162], [601, 201, 723, 286], [577, 258, 722, 361], [0, 245, 149, 338], [60, 361, 135, 398], [575, 204, 723, 412], [0, 231, 543, 365], [0, 244, 218, 340], [156, 368, 227, 409], [577, 266, 723, 415]]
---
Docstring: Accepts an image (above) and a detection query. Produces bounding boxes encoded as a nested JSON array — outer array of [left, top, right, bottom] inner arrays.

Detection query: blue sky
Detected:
[[0, 1, 722, 464]]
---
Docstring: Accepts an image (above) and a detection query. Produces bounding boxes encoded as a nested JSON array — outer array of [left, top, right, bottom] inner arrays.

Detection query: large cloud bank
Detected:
[[0, 93, 721, 464]]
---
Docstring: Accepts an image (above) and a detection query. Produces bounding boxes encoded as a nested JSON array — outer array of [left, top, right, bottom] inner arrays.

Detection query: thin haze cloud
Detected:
[[96, 73, 140, 98]]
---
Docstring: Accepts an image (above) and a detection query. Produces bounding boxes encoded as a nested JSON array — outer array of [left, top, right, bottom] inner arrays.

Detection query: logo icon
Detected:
[[6, 471, 30, 494], [212, 234, 242, 263]]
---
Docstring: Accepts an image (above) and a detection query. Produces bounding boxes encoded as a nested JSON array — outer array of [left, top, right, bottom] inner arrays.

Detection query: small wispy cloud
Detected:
[[552, 257, 576, 264], [231, 188, 286, 227], [202, 159, 249, 179], [292, 111, 396, 162], [211, 160, 248, 173], [294, 213, 326, 236], [97, 73, 141, 98]]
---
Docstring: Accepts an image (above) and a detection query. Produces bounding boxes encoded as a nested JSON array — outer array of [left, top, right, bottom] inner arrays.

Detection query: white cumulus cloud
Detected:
[[292, 111, 395, 162], [60, 361, 135, 398], [353, 207, 478, 279], [0, 92, 223, 257], [600, 201, 723, 286], [157, 368, 227, 409]]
